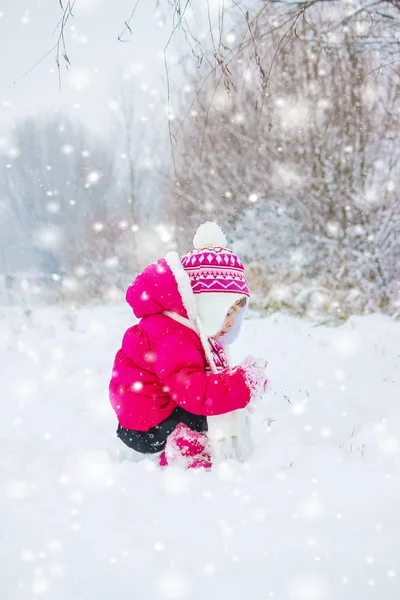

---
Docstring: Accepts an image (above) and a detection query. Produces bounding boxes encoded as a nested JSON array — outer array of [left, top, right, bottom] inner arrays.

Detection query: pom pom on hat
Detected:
[[193, 221, 227, 250]]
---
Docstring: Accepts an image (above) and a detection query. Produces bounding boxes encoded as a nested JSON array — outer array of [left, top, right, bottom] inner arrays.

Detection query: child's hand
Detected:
[[240, 355, 268, 399]]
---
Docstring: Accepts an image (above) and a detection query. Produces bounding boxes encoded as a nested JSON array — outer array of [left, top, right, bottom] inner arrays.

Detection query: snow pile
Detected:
[[0, 305, 399, 599]]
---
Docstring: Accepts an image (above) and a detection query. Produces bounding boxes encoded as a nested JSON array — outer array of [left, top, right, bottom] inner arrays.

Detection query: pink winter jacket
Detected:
[[109, 256, 251, 431]]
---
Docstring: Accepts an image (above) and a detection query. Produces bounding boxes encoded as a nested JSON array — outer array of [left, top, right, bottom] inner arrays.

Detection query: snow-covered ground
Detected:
[[1, 304, 400, 600]]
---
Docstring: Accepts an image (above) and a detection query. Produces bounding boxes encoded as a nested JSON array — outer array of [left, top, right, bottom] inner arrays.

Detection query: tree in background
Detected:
[[0, 111, 176, 302], [166, 4, 400, 315], [0, 115, 113, 268], [0, 115, 136, 299]]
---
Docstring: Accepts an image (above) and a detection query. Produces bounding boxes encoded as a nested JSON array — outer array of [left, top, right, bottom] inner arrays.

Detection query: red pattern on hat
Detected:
[[181, 247, 250, 296]]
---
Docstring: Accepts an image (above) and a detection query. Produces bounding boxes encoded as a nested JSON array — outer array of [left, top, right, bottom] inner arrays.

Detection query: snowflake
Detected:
[[156, 571, 190, 599], [204, 563, 217, 575], [290, 249, 304, 265], [287, 575, 330, 600], [7, 480, 31, 499], [105, 256, 119, 269], [154, 224, 173, 243], [125, 61, 144, 79], [387, 180, 395, 192], [20, 550, 36, 562], [332, 331, 361, 358], [144, 351, 157, 364], [13, 380, 38, 399], [269, 284, 289, 301], [62, 277, 78, 292], [74, 0, 104, 13], [49, 564, 66, 578], [72, 266, 85, 280], [61, 144, 74, 155], [292, 402, 307, 416], [378, 435, 399, 456], [154, 542, 165, 552], [317, 98, 330, 109], [364, 186, 379, 204], [46, 202, 60, 214], [67, 68, 91, 91], [320, 427, 332, 438], [86, 170, 102, 185], [93, 222, 104, 232], [326, 222, 339, 237], [32, 578, 50, 595]]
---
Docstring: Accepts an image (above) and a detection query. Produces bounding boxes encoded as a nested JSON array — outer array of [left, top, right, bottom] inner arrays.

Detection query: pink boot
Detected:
[[159, 423, 212, 469]]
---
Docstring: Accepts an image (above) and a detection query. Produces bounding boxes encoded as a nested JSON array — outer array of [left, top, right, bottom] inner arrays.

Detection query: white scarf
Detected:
[[162, 310, 253, 462]]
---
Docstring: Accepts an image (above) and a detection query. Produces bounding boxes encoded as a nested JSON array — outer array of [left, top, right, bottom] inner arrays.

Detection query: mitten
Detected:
[[240, 355, 268, 399]]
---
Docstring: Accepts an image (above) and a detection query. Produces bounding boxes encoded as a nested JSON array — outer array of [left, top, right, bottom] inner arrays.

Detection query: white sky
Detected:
[[0, 0, 184, 137]]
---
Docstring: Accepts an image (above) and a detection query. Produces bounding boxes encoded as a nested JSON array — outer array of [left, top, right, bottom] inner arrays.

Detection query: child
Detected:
[[109, 222, 267, 468]]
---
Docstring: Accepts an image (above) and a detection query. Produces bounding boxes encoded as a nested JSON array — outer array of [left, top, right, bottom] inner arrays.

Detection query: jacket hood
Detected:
[[126, 252, 197, 321], [126, 250, 247, 347]]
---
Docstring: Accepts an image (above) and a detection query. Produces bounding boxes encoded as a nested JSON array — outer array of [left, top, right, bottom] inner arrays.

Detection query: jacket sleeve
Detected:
[[153, 331, 251, 416]]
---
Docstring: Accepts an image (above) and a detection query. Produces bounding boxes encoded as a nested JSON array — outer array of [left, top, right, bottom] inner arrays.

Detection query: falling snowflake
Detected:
[[154, 542, 165, 552], [387, 180, 395, 192], [287, 575, 331, 600], [326, 222, 339, 237], [156, 571, 190, 599], [86, 170, 102, 185], [34, 226, 63, 249], [32, 577, 50, 596], [154, 224, 173, 243], [20, 550, 36, 562], [8, 147, 20, 158], [332, 331, 361, 358], [61, 144, 74, 155], [7, 480, 31, 499], [68, 69, 91, 91], [46, 202, 60, 214]]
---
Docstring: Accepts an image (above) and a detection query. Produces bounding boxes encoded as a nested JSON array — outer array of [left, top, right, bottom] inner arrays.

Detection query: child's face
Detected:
[[217, 301, 243, 338]]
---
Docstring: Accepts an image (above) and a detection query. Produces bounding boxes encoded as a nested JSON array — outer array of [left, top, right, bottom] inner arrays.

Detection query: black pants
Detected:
[[117, 407, 208, 454]]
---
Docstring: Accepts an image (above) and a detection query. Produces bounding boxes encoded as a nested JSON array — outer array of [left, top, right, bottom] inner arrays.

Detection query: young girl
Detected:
[[109, 222, 267, 468]]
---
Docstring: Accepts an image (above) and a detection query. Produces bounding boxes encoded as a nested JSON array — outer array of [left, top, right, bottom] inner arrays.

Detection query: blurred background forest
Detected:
[[0, 0, 399, 320]]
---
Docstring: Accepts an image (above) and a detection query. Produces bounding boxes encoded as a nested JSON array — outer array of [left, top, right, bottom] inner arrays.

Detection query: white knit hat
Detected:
[[181, 222, 250, 337]]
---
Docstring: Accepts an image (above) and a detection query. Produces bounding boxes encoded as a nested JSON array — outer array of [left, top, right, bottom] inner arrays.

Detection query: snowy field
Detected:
[[1, 304, 400, 600]]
